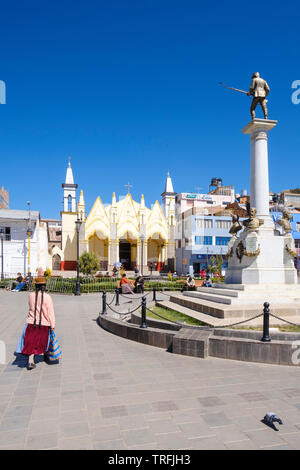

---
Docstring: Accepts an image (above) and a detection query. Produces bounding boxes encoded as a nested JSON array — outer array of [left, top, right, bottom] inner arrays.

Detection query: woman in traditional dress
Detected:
[[16, 268, 55, 370], [121, 273, 134, 294]]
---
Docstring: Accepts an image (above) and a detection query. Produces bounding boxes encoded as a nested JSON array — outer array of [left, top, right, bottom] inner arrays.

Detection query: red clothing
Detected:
[[121, 277, 130, 284], [21, 324, 49, 355]]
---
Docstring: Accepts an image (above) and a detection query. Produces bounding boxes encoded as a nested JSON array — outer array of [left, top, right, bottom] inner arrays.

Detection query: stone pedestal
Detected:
[[226, 118, 297, 285]]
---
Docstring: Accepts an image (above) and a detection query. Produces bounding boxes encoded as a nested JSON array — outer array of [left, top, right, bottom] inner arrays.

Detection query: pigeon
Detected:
[[262, 413, 283, 430]]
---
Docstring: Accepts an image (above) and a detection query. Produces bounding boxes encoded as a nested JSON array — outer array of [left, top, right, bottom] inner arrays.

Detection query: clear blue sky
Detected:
[[1, 0, 299, 218]]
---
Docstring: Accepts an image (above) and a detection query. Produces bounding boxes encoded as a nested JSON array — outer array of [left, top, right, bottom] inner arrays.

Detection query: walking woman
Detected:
[[16, 268, 55, 370]]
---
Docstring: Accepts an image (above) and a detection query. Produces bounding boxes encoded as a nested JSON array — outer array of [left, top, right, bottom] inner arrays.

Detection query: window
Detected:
[[177, 240, 181, 249], [296, 223, 300, 232], [195, 219, 212, 229], [68, 195, 72, 212], [195, 236, 212, 245], [216, 220, 232, 230], [0, 227, 11, 241], [216, 237, 231, 246], [5, 227, 11, 240]]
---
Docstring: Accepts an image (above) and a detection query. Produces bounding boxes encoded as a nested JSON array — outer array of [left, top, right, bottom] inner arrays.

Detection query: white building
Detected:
[[0, 210, 48, 277]]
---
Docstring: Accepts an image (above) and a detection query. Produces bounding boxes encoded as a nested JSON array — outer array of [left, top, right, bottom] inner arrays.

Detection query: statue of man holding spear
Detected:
[[219, 72, 270, 120]]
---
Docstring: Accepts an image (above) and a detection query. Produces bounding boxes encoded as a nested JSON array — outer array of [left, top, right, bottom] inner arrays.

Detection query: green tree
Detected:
[[79, 251, 100, 276], [216, 254, 223, 275], [207, 256, 217, 274]]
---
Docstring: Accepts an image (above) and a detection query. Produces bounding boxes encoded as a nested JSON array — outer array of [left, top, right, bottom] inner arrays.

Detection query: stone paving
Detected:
[[1, 290, 300, 450]]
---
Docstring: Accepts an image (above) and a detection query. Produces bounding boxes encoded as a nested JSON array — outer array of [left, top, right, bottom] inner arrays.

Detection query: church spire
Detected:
[[163, 171, 175, 194], [161, 171, 176, 218], [62, 157, 78, 213], [65, 156, 75, 185]]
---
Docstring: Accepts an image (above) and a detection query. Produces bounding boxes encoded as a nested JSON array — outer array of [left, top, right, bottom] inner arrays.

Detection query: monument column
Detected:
[[242, 119, 277, 229]]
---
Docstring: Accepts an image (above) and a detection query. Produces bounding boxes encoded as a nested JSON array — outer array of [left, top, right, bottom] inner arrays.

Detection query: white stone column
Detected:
[[242, 119, 277, 229]]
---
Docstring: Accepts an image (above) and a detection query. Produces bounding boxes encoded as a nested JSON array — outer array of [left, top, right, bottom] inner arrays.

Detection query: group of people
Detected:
[[6, 272, 33, 292], [183, 273, 213, 292], [120, 273, 144, 294]]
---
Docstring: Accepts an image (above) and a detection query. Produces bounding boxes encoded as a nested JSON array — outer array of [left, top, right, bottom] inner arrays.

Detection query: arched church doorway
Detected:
[[119, 241, 131, 269], [52, 254, 61, 271]]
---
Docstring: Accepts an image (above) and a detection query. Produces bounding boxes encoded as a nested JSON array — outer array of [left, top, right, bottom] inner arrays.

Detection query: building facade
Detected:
[[54, 162, 176, 274], [0, 210, 48, 277], [175, 186, 235, 216], [176, 209, 245, 275]]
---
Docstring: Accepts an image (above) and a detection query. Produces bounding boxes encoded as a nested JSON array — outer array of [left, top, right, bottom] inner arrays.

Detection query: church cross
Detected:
[[124, 182, 133, 194]]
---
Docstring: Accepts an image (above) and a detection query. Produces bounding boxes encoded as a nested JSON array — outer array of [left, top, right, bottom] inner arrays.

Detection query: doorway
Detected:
[[119, 241, 131, 269]]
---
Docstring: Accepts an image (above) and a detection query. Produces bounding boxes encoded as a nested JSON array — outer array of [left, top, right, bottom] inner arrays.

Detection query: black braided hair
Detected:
[[34, 284, 45, 329]]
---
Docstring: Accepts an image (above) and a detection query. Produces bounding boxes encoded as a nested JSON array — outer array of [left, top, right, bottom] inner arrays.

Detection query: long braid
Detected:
[[33, 288, 38, 329], [39, 287, 44, 329]]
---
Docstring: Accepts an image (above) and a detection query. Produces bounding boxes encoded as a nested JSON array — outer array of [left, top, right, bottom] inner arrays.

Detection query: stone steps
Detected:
[[184, 290, 233, 305], [196, 287, 240, 298], [167, 292, 300, 320]]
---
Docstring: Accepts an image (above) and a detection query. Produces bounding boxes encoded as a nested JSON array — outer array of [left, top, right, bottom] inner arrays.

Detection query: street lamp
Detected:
[[75, 216, 82, 296], [26, 201, 33, 276], [140, 234, 145, 276], [0, 228, 4, 280]]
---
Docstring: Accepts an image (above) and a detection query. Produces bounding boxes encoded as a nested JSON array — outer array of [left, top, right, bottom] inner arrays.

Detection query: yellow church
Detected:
[[52, 161, 176, 274]]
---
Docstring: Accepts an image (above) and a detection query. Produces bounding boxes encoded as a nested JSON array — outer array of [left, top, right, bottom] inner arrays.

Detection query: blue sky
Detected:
[[0, 0, 299, 218]]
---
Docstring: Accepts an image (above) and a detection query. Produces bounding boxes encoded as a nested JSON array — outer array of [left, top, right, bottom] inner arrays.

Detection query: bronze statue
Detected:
[[247, 72, 270, 120], [277, 209, 292, 234], [229, 215, 243, 238], [242, 207, 263, 232]]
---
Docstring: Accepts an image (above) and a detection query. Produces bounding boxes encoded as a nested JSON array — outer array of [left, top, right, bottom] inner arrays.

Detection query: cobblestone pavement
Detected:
[[1, 290, 300, 450]]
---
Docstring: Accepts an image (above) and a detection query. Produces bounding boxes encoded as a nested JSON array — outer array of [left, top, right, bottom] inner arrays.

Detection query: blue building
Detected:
[[175, 209, 246, 275]]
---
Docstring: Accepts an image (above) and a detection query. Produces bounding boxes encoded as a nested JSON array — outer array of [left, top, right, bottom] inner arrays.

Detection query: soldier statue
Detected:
[[247, 72, 270, 120]]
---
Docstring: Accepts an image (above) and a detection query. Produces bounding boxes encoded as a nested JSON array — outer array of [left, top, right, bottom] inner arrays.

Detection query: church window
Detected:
[[68, 195, 72, 212]]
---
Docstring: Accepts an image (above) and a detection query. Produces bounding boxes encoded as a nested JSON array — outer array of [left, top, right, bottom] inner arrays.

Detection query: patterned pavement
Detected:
[[1, 290, 300, 450]]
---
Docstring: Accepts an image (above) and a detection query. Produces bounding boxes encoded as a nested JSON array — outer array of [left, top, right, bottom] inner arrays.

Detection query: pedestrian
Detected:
[[121, 273, 134, 294], [15, 267, 55, 370], [134, 275, 144, 293], [12, 273, 27, 292], [203, 274, 212, 287]]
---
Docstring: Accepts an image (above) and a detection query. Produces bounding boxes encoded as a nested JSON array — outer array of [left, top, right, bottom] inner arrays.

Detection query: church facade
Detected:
[[50, 162, 176, 274]]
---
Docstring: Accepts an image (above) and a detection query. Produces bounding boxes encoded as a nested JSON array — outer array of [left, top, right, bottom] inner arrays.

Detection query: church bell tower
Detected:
[[62, 157, 78, 213]]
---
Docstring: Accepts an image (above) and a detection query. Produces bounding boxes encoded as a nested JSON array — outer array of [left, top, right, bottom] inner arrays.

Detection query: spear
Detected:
[[218, 82, 249, 95]]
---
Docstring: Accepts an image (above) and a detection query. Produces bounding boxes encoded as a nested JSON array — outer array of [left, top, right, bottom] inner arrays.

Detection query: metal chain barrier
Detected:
[[145, 306, 182, 326], [269, 312, 300, 327], [119, 291, 152, 299], [106, 294, 116, 306], [213, 313, 264, 329], [107, 302, 143, 316]]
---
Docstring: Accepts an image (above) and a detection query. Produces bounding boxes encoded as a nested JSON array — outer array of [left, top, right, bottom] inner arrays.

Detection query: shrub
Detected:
[[79, 251, 100, 276]]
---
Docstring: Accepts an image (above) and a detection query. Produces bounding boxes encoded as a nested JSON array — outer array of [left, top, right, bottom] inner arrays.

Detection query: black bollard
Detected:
[[153, 286, 157, 302], [102, 290, 107, 315], [115, 288, 120, 306], [140, 296, 147, 329], [261, 302, 271, 342]]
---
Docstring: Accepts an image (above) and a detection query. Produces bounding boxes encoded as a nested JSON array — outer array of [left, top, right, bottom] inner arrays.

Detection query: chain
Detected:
[[119, 291, 152, 299], [145, 306, 181, 325], [213, 313, 263, 328], [269, 313, 300, 327], [107, 302, 143, 315], [106, 294, 116, 306]]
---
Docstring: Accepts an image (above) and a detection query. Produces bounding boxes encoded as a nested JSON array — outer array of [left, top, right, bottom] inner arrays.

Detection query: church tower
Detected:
[[161, 172, 176, 218], [61, 158, 78, 271], [62, 158, 78, 213]]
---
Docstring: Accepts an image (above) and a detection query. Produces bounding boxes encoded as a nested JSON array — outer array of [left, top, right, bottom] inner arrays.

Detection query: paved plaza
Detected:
[[1, 291, 300, 450]]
